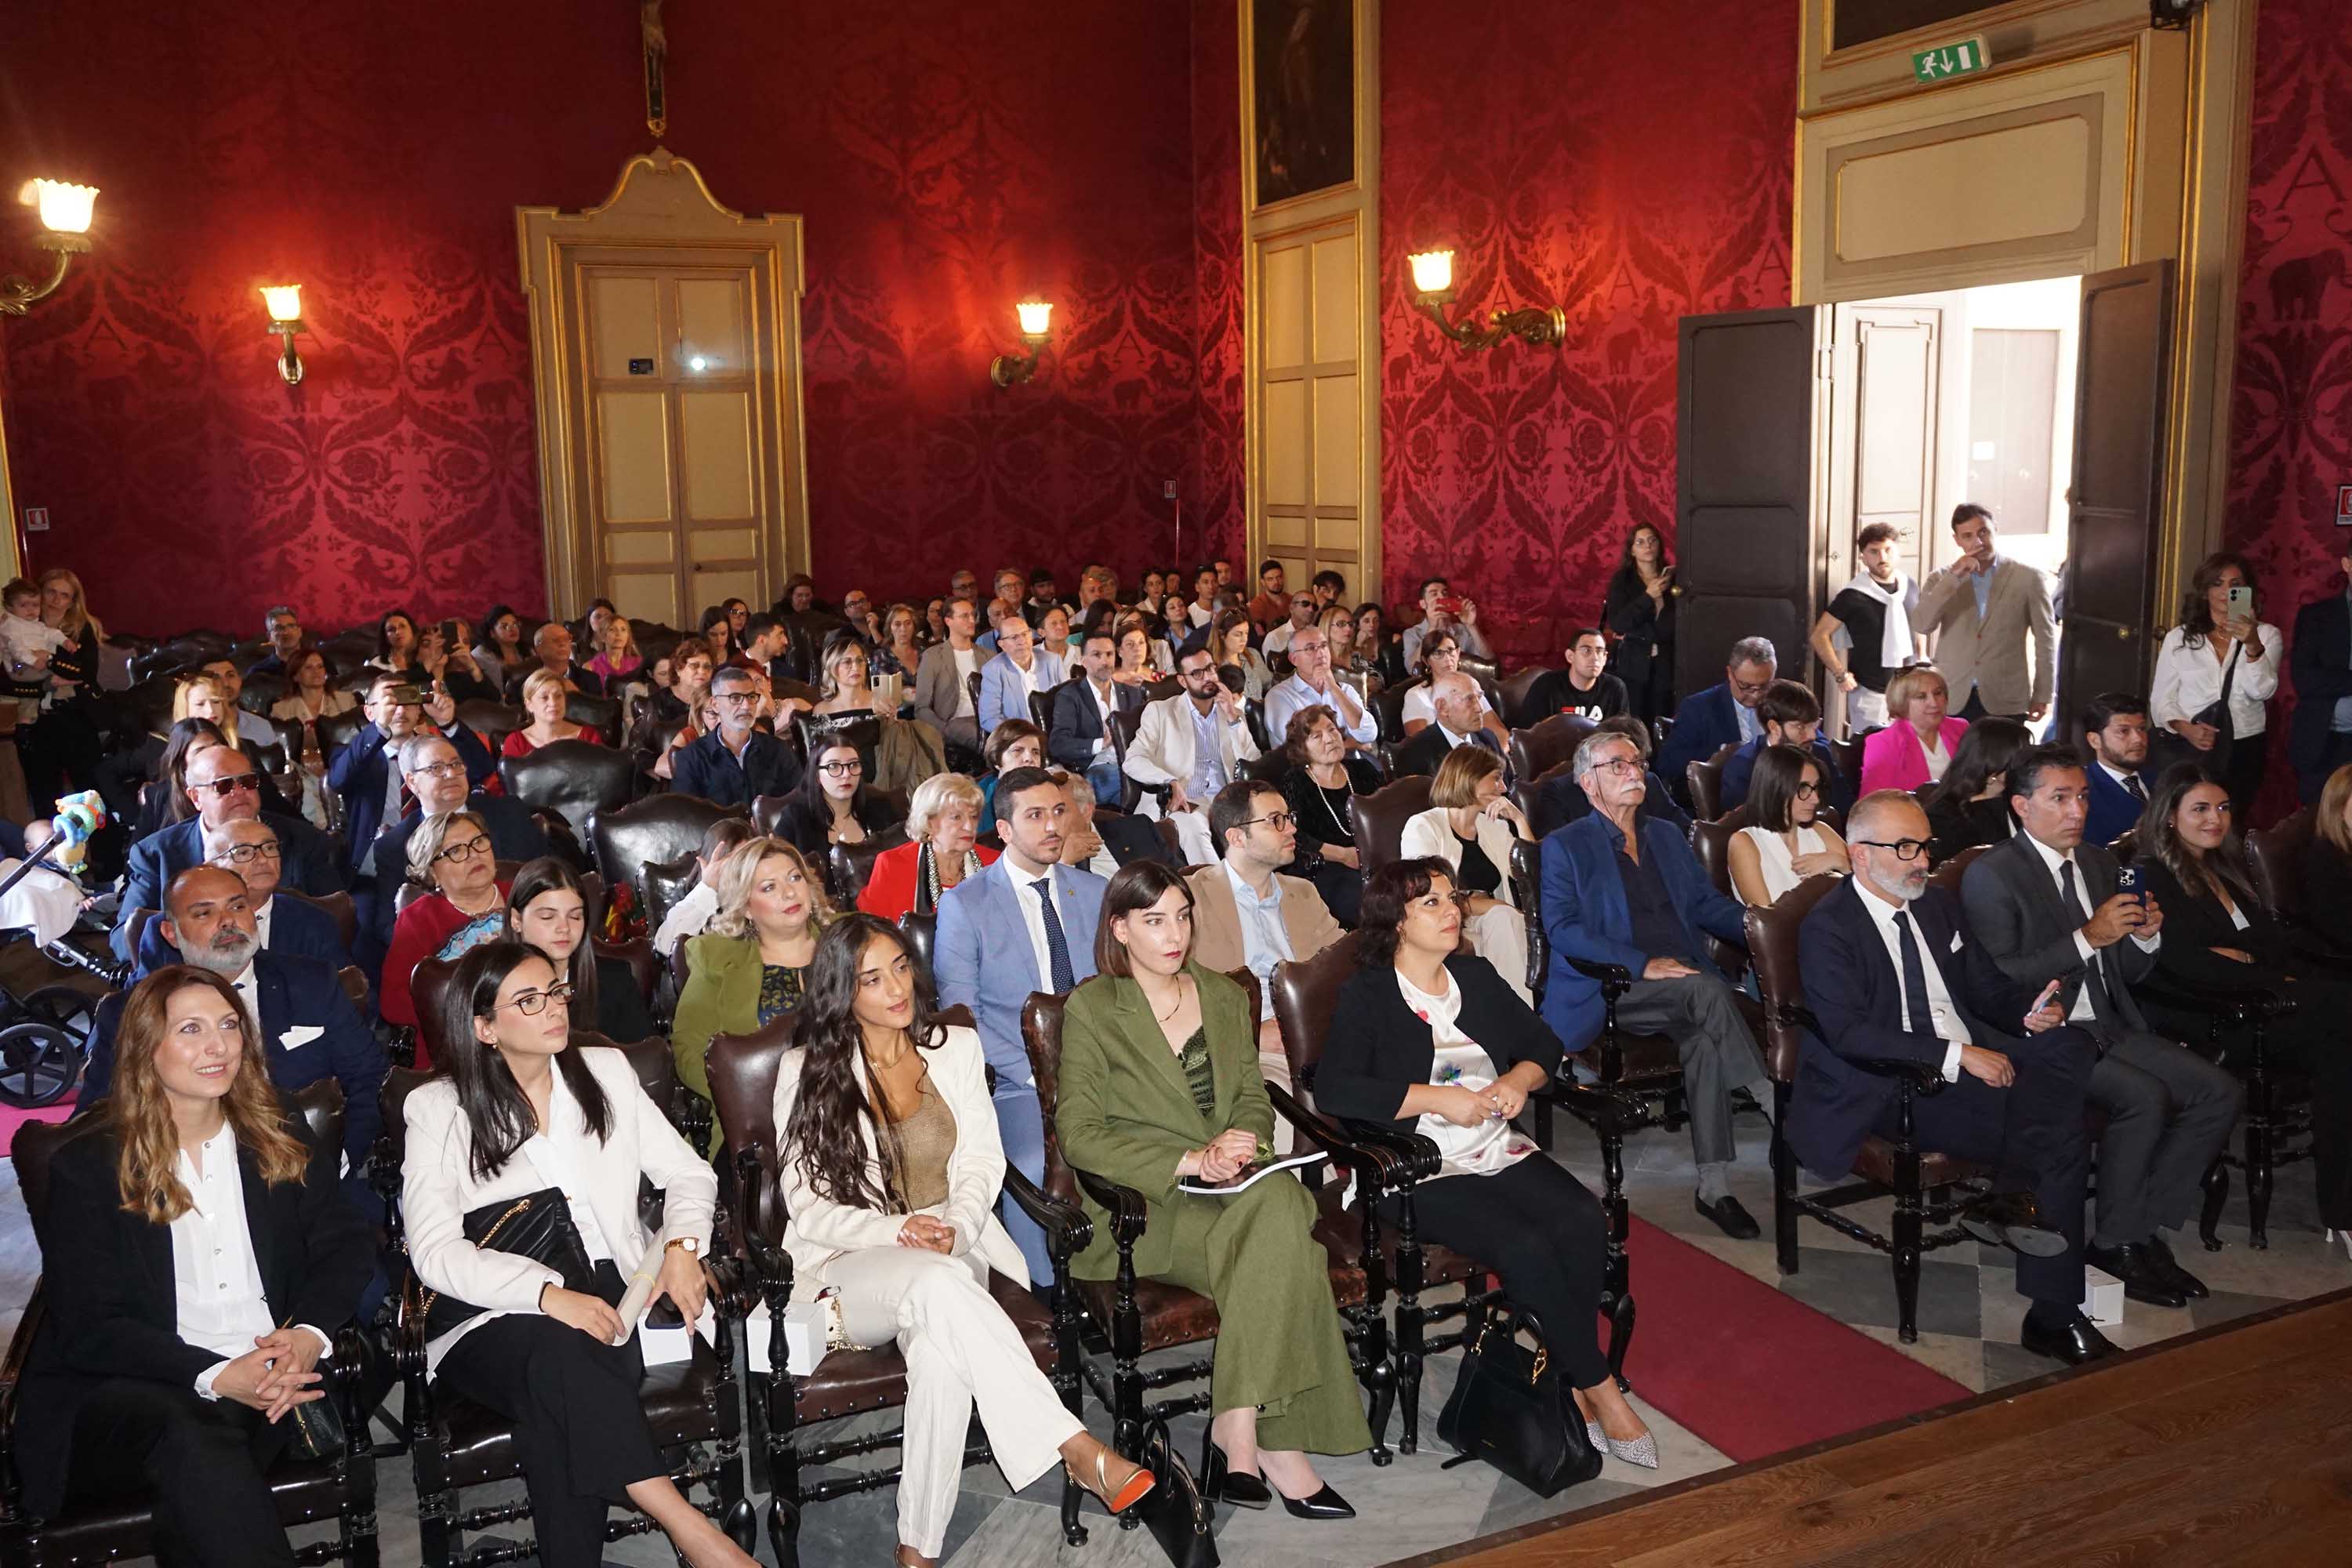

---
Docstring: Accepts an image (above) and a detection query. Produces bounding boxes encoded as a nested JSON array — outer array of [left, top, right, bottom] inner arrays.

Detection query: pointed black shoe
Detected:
[[1276, 1483, 1355, 1521], [1693, 1193, 1762, 1240], [2085, 1241, 2188, 1309], [1202, 1446, 1270, 1510], [1958, 1190, 2067, 1258], [2019, 1307, 2118, 1367], [2143, 1234, 2210, 1299]]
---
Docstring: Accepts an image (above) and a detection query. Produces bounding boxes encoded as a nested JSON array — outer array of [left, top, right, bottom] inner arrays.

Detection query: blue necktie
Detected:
[[1893, 910, 1937, 1039], [1029, 877, 1077, 993]]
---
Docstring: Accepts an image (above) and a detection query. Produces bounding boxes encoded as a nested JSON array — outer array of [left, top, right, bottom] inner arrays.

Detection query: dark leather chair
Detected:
[[453, 699, 523, 752], [1926, 842, 1993, 898], [1505, 713, 1595, 791], [374, 1049, 752, 1568], [1748, 874, 1986, 1344], [503, 738, 636, 852], [707, 1004, 1091, 1563], [590, 795, 746, 913], [564, 690, 623, 738], [317, 706, 366, 759], [1497, 666, 1558, 730], [1829, 730, 1873, 786], [750, 789, 908, 851], [1371, 680, 1421, 744], [1685, 742, 1741, 822], [0, 1083, 381, 1567], [283, 887, 361, 953], [787, 712, 880, 782], [642, 848, 703, 944], [1107, 704, 1156, 814], [826, 826, 909, 908], [896, 912, 936, 978], [1350, 775, 1433, 880], [1028, 689, 1058, 731]]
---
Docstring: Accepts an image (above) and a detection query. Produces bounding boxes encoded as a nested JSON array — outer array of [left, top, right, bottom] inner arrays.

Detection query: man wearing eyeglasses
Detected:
[[1123, 649, 1262, 865], [1264, 626, 1375, 751], [130, 818, 350, 976], [244, 606, 308, 680], [1540, 731, 1770, 1239], [366, 735, 550, 957], [1657, 636, 1780, 810], [670, 665, 802, 807], [1795, 789, 2109, 1365], [328, 674, 495, 960], [113, 743, 344, 964]]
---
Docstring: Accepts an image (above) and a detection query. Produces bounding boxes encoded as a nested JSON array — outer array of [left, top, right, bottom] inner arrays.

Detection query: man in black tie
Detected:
[[1961, 746, 2240, 1306], [2080, 693, 2157, 846], [1795, 790, 2111, 1365]]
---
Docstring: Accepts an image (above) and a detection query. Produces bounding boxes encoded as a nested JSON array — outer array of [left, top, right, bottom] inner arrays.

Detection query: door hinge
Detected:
[[1816, 346, 1835, 382]]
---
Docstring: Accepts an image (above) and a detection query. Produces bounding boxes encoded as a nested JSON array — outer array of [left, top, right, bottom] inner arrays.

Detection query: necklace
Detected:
[[1147, 973, 1189, 1022]]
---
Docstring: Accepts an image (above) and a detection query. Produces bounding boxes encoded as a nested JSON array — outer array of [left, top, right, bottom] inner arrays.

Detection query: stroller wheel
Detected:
[[17, 984, 99, 1038], [0, 1020, 81, 1108]]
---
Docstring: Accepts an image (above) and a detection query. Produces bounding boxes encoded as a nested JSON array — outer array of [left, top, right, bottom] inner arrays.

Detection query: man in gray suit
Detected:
[[1913, 504, 2056, 722], [1960, 745, 2241, 1308], [913, 593, 986, 756]]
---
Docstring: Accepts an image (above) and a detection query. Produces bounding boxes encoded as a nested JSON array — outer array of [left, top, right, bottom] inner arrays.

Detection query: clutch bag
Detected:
[[418, 1185, 597, 1341]]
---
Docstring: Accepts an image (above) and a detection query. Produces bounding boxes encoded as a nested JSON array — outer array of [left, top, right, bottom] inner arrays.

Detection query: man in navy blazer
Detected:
[[2288, 557, 2352, 801], [112, 744, 343, 963], [328, 673, 494, 886], [670, 665, 802, 807], [935, 765, 1109, 1283], [2078, 692, 2156, 846], [1539, 730, 1769, 1238], [132, 817, 350, 977], [92, 868, 386, 1189], [1657, 637, 1780, 808], [1717, 679, 1854, 815], [364, 734, 550, 954], [1794, 790, 2109, 1363], [1047, 630, 1145, 805]]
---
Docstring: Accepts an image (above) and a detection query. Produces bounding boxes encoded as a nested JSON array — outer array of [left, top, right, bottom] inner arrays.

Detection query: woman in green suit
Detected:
[[670, 836, 829, 1141], [1058, 861, 1369, 1520]]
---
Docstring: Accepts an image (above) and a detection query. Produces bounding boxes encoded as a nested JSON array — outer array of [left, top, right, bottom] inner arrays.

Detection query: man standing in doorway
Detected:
[[1911, 504, 2055, 724], [1811, 521, 1925, 732]]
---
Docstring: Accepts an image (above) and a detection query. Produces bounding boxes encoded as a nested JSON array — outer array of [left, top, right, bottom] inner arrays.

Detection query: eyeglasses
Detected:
[[818, 760, 863, 777], [194, 773, 262, 797], [213, 841, 282, 865], [1589, 757, 1643, 777], [716, 691, 760, 706], [1854, 838, 1931, 861], [1241, 811, 1297, 831], [488, 982, 575, 1017], [408, 760, 466, 781], [432, 833, 494, 866], [1794, 782, 1822, 798]]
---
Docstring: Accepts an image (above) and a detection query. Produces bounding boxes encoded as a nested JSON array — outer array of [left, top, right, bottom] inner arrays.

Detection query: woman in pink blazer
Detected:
[[1857, 665, 1969, 796]]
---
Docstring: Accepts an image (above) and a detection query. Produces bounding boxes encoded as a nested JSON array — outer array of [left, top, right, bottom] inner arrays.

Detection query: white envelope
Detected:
[[280, 1025, 324, 1051]]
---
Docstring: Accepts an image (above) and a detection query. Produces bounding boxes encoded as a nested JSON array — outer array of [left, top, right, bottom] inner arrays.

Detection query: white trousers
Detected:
[[829, 1246, 1084, 1556], [1163, 808, 1218, 866], [1468, 904, 1534, 1007]]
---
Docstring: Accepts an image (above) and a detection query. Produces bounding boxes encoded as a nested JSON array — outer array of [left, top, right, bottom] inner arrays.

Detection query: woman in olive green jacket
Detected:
[[670, 837, 828, 1147], [1057, 861, 1369, 1521]]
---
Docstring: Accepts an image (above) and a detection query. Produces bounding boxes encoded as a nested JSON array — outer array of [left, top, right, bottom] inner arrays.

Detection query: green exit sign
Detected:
[[1912, 35, 1991, 85]]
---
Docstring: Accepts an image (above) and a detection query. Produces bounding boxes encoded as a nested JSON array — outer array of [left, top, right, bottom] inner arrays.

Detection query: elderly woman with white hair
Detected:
[[379, 808, 512, 1050], [856, 772, 999, 922]]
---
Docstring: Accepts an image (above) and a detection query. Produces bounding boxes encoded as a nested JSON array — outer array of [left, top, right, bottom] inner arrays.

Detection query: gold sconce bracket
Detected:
[[1404, 248, 1565, 354], [990, 299, 1054, 388]]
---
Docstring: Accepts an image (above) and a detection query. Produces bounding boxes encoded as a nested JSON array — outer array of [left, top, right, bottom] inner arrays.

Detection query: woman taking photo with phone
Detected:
[[2148, 552, 2280, 817]]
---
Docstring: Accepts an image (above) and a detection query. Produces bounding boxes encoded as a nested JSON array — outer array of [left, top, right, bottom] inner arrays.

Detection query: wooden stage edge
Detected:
[[1393, 1285, 2352, 1567]]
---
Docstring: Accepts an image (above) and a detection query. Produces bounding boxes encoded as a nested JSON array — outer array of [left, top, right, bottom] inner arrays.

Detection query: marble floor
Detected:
[[2, 1107, 2340, 1566]]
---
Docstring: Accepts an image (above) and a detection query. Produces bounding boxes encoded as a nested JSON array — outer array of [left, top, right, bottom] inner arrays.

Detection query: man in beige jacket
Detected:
[[1911, 503, 2056, 723]]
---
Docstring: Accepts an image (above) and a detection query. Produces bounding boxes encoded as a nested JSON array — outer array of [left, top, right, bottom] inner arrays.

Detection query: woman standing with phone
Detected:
[[2148, 553, 2281, 818]]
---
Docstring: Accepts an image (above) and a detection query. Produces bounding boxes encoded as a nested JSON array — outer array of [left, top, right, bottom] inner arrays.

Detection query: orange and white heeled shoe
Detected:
[[1069, 1446, 1156, 1516]]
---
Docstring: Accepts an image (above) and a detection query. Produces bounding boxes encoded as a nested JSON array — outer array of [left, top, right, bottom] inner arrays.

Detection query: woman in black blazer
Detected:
[[2132, 768, 2352, 1246], [1316, 860, 1642, 1475], [17, 964, 372, 1565], [768, 739, 900, 857]]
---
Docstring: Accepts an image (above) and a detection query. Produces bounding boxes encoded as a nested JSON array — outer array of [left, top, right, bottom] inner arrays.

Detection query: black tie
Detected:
[[1893, 911, 1937, 1039], [2124, 773, 2147, 805], [2061, 859, 2112, 1022], [1029, 878, 1077, 993]]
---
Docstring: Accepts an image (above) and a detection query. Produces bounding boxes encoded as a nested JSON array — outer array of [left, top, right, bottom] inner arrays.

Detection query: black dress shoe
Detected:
[[2085, 1241, 2189, 1309], [2143, 1235, 2210, 1299], [1958, 1190, 2067, 1258], [1276, 1483, 1355, 1521], [1693, 1193, 1762, 1240], [1202, 1447, 1269, 1510], [2019, 1307, 2119, 1366]]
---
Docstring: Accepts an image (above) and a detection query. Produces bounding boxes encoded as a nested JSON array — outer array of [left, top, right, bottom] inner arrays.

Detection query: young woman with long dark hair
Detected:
[[506, 857, 655, 1044], [1918, 716, 2033, 865], [1602, 522, 1677, 723]]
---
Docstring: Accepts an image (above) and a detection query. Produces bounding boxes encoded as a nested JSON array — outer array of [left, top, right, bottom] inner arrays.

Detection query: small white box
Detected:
[[699, 1300, 834, 1376], [2081, 1265, 2124, 1327]]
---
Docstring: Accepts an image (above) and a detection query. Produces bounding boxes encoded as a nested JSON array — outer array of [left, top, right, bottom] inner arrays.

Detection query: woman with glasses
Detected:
[[1917, 717, 2032, 866], [1398, 746, 1537, 1003], [1729, 743, 1850, 907], [809, 629, 946, 793], [506, 858, 655, 1045], [381, 810, 512, 1047], [857, 773, 996, 921], [404, 942, 753, 1568], [769, 740, 900, 858], [670, 837, 829, 1140], [1399, 630, 1508, 748]]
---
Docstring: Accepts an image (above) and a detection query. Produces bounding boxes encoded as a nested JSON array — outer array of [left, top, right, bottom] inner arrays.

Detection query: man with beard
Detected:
[[132, 817, 350, 975], [2079, 693, 2158, 847], [114, 741, 343, 963]]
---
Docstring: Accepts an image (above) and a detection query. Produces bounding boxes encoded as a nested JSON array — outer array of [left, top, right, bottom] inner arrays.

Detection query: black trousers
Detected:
[[1301, 858, 1363, 927], [434, 1261, 669, 1568], [1382, 1155, 1612, 1388], [64, 1376, 298, 1567], [1882, 1025, 2096, 1306]]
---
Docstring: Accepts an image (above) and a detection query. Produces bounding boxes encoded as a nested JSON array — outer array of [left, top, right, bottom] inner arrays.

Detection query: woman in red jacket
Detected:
[[380, 809, 512, 1056], [858, 772, 997, 921]]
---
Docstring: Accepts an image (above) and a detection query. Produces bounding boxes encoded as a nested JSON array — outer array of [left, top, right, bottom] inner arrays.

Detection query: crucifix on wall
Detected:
[[641, 0, 669, 138]]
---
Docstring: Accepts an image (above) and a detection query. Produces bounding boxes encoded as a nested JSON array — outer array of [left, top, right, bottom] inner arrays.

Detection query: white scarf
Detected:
[[1842, 570, 1913, 672]]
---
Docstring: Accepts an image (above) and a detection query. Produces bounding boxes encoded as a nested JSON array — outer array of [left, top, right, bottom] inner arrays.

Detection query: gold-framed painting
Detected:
[[1250, 0, 1356, 209]]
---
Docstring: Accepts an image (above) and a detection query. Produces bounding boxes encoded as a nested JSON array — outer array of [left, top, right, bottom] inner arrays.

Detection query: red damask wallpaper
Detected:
[[1377, 0, 1798, 667], [1192, 0, 1250, 575], [2222, 0, 2352, 818]]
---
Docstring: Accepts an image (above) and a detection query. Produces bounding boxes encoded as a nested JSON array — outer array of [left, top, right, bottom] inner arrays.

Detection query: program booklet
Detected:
[[1178, 1150, 1327, 1196]]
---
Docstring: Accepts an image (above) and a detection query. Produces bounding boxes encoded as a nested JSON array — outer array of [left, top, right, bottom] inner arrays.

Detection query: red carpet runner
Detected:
[[1606, 1215, 1968, 1462], [0, 1093, 75, 1159]]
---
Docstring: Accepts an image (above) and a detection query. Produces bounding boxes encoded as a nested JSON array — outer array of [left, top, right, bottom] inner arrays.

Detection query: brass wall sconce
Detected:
[[2, 179, 100, 317], [1405, 249, 1565, 352], [260, 284, 307, 385], [989, 299, 1053, 387]]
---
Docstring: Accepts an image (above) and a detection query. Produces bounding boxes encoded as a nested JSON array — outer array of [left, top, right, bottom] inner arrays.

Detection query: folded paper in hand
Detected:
[[1177, 1150, 1326, 1196]]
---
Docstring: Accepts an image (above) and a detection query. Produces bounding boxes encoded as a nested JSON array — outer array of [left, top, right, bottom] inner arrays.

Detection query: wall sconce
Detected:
[[1, 179, 100, 317], [990, 299, 1053, 387], [260, 284, 307, 385], [1405, 249, 1565, 352]]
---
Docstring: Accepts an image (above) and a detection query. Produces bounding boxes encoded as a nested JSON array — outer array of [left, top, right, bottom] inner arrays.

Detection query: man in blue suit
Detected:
[[1656, 636, 1779, 808], [132, 816, 350, 977], [91, 866, 387, 1194], [935, 764, 1109, 1283], [329, 674, 495, 884], [1793, 790, 2110, 1364], [976, 615, 1069, 736], [2079, 692, 2156, 847], [113, 743, 343, 962], [1047, 630, 1145, 806], [365, 734, 549, 955], [1541, 729, 1769, 1237], [1718, 680, 1854, 815]]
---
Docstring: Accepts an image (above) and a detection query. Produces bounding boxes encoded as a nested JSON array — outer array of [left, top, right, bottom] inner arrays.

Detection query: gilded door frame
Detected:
[[517, 149, 811, 620]]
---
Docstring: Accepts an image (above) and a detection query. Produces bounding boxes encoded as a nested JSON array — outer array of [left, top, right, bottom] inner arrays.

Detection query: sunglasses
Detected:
[[194, 773, 262, 798]]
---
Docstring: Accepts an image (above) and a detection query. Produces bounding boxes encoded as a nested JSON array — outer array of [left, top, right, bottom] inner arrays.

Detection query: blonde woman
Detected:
[[172, 674, 245, 752], [585, 615, 644, 688], [811, 628, 943, 792], [506, 667, 604, 763], [858, 772, 997, 920], [1398, 745, 1536, 1004], [670, 837, 829, 1127]]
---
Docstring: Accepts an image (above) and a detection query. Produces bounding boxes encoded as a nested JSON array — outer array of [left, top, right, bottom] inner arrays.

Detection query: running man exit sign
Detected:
[[1913, 36, 1991, 85]]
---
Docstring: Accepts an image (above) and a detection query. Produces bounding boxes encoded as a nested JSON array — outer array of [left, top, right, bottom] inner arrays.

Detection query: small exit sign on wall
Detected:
[[2336, 484, 2352, 526], [22, 508, 47, 534], [1912, 36, 1991, 85]]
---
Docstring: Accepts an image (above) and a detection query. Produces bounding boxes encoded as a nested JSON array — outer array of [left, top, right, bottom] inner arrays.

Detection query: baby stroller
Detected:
[[0, 817, 122, 1109]]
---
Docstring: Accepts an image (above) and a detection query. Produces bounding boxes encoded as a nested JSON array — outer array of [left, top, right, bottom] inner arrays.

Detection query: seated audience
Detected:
[[1049, 627, 1145, 807], [412, 620, 497, 705], [269, 648, 359, 750], [2305, 760, 2352, 954], [1265, 625, 1376, 752], [776, 916, 1154, 1565], [328, 673, 495, 897], [875, 603, 927, 685], [2149, 551, 2280, 817], [133, 817, 352, 976], [811, 628, 896, 718], [405, 942, 752, 1568], [2080, 691, 2158, 848], [1530, 714, 1691, 841], [655, 815, 760, 956], [976, 719, 1047, 822], [1318, 607, 1370, 702], [670, 837, 829, 1126], [671, 665, 802, 807], [1858, 664, 1967, 796], [1107, 616, 1163, 691], [2130, 767, 2352, 1250], [529, 619, 605, 696], [1059, 861, 1369, 1516], [117, 742, 343, 963], [506, 857, 656, 1045], [1214, 609, 1274, 700], [473, 605, 528, 696], [1400, 746, 1536, 1004], [1051, 768, 1167, 875], [1279, 703, 1380, 927], [1246, 558, 1292, 630], [934, 767, 1109, 1284], [505, 668, 606, 764], [1353, 601, 1404, 688], [1320, 858, 1650, 1472], [171, 672, 260, 754], [859, 773, 995, 920], [1390, 672, 1509, 779], [1125, 648, 1262, 866], [1260, 595, 1319, 662], [771, 739, 898, 855], [1657, 637, 1779, 805], [1541, 728, 1768, 1238], [381, 810, 513, 1042], [699, 603, 742, 671], [1719, 678, 1853, 814], [365, 608, 424, 678], [246, 604, 307, 679], [1401, 577, 1490, 666], [135, 718, 280, 844], [1521, 628, 1628, 724], [584, 614, 643, 688], [191, 657, 280, 752], [1400, 628, 1507, 746], [1727, 742, 1850, 909], [1791, 790, 2110, 1363], [1918, 717, 2033, 864], [369, 734, 551, 958], [913, 596, 985, 753], [17, 964, 372, 1566], [1959, 747, 2239, 1306]]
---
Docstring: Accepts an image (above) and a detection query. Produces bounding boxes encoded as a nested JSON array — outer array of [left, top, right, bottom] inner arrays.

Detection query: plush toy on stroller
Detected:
[[0, 792, 124, 1108]]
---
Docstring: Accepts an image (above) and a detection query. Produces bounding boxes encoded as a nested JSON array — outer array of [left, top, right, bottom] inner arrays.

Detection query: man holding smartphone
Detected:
[[1402, 577, 1491, 667]]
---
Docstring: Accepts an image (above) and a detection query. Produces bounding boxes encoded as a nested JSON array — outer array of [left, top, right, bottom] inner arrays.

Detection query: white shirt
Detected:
[[1083, 679, 1116, 759], [1919, 731, 1951, 783], [1005, 858, 1062, 995], [1853, 883, 1972, 1079], [521, 1071, 617, 1264], [655, 881, 720, 956], [1267, 672, 1375, 747], [1221, 859, 1294, 1020], [1188, 602, 1214, 629], [2148, 623, 2281, 739], [172, 1122, 327, 1399], [1264, 621, 1307, 657], [951, 647, 979, 718], [1403, 682, 1490, 730], [2021, 833, 2161, 1022]]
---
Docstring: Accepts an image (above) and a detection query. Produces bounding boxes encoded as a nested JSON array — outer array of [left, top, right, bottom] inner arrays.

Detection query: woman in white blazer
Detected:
[[402, 942, 752, 1568], [1399, 745, 1536, 1004], [774, 914, 1153, 1568]]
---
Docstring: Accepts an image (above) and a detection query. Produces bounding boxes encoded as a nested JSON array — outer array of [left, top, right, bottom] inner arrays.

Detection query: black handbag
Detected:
[[1436, 1305, 1600, 1498], [418, 1185, 597, 1341], [1127, 1417, 1217, 1568]]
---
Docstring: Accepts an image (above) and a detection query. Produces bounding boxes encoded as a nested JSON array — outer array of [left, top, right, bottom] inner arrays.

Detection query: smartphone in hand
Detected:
[[2117, 864, 2144, 909]]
